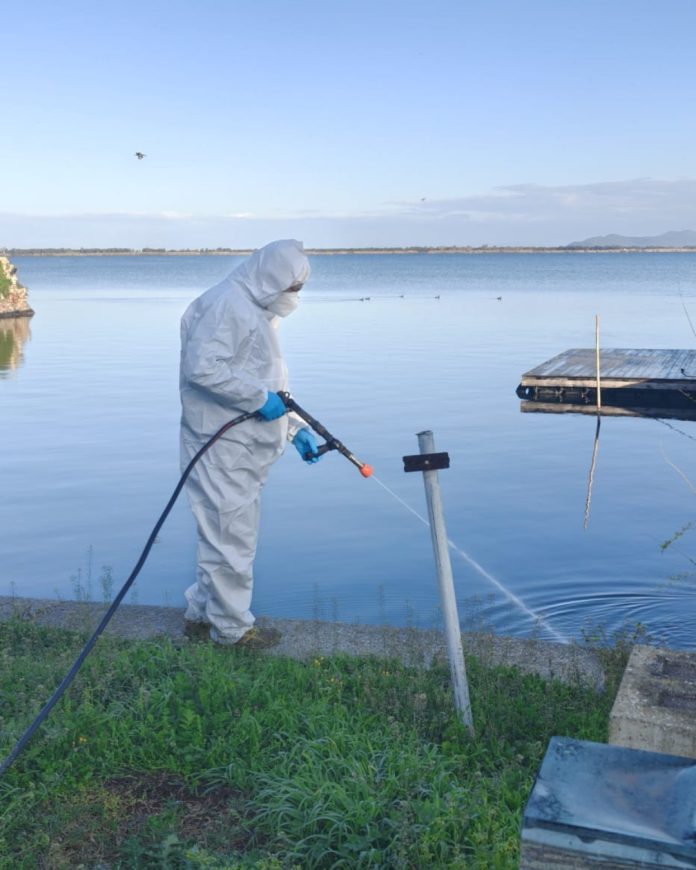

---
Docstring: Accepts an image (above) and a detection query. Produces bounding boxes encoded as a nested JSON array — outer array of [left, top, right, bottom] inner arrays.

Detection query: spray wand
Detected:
[[279, 392, 373, 478]]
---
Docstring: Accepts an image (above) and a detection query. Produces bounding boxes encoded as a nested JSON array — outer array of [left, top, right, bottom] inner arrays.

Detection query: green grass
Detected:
[[0, 618, 618, 869]]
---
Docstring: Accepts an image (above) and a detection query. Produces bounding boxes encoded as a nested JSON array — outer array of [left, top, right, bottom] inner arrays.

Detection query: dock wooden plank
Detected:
[[521, 349, 696, 390]]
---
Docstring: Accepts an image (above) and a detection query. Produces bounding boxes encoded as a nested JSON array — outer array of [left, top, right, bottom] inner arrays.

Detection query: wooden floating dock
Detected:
[[517, 348, 696, 417]]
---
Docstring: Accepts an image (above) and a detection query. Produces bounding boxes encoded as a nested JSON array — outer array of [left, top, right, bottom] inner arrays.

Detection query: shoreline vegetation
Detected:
[[0, 615, 628, 868], [4, 245, 696, 256]]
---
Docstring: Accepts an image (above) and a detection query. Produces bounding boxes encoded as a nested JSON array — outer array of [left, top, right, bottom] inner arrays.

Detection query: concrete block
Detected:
[[610, 645, 696, 758], [520, 737, 696, 869]]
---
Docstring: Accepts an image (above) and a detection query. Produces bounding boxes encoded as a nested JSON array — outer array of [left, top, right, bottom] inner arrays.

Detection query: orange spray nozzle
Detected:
[[359, 464, 373, 478]]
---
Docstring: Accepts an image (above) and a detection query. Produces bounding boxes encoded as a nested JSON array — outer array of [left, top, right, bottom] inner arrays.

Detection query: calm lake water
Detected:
[[2, 252, 696, 648]]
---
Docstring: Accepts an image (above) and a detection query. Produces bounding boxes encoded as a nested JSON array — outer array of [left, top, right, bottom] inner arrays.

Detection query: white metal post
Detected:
[[416, 431, 474, 735]]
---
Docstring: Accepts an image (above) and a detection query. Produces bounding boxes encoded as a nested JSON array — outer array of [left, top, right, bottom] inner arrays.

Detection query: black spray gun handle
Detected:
[[278, 391, 373, 478], [313, 443, 334, 458]]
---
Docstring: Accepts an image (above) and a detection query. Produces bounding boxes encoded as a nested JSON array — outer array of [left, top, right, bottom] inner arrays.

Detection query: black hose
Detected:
[[0, 410, 256, 778]]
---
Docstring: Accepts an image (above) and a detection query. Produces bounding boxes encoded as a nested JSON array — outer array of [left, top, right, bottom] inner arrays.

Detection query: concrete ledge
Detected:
[[610, 645, 696, 758], [0, 595, 604, 688]]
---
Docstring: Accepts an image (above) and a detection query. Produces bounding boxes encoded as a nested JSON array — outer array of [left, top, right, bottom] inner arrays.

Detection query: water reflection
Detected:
[[519, 391, 696, 577], [0, 317, 32, 375], [583, 416, 601, 529], [519, 396, 696, 423]]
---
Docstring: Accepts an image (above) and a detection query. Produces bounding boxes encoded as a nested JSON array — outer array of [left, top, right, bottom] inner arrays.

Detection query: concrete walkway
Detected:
[[0, 595, 604, 689]]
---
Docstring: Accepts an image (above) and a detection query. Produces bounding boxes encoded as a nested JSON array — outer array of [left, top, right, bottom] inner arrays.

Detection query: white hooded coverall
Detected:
[[179, 240, 310, 643]]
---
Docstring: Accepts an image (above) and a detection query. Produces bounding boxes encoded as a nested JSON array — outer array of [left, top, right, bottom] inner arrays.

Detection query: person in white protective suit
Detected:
[[179, 239, 321, 648]]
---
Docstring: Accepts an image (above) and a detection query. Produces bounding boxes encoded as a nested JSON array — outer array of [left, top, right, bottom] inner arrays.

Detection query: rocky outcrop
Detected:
[[0, 257, 34, 318]]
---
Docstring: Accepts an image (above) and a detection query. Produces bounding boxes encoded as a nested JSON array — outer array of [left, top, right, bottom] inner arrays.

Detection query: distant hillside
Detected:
[[567, 230, 696, 248]]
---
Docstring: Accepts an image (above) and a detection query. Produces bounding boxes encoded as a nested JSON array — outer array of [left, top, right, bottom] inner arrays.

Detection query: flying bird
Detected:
[[134, 152, 146, 160]]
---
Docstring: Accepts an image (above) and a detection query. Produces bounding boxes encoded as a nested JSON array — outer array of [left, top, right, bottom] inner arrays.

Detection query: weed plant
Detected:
[[0, 271, 10, 299], [0, 618, 618, 869]]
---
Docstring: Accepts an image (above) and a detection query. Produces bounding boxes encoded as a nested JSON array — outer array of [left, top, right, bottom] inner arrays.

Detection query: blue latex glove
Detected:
[[293, 427, 321, 463], [257, 391, 286, 421]]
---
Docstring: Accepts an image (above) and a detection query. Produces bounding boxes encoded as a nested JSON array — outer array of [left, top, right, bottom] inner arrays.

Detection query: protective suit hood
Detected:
[[232, 239, 310, 312]]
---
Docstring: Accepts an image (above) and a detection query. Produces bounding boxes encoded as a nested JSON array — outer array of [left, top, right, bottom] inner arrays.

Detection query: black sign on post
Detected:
[[402, 452, 450, 473]]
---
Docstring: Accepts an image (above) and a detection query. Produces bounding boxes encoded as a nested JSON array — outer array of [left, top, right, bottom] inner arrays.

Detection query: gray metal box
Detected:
[[520, 737, 696, 869]]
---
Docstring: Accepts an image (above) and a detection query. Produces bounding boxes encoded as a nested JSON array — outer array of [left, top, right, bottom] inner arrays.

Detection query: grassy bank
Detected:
[[0, 270, 11, 299], [0, 618, 620, 869]]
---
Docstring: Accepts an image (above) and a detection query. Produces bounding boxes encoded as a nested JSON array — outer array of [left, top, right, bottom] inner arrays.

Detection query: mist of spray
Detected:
[[370, 474, 569, 644]]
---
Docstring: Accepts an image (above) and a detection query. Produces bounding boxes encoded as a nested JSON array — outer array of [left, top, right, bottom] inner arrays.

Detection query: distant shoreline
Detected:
[[4, 246, 696, 257]]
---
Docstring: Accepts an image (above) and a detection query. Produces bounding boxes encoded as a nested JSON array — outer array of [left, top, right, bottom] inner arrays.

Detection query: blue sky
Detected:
[[2, 0, 696, 248]]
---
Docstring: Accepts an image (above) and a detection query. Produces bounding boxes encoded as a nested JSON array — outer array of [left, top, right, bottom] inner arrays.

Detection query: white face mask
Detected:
[[266, 291, 300, 318]]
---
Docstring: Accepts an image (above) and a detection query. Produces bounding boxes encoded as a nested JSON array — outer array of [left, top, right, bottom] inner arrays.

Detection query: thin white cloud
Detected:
[[394, 178, 696, 225], [2, 178, 696, 247], [159, 211, 195, 220], [0, 209, 196, 220]]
